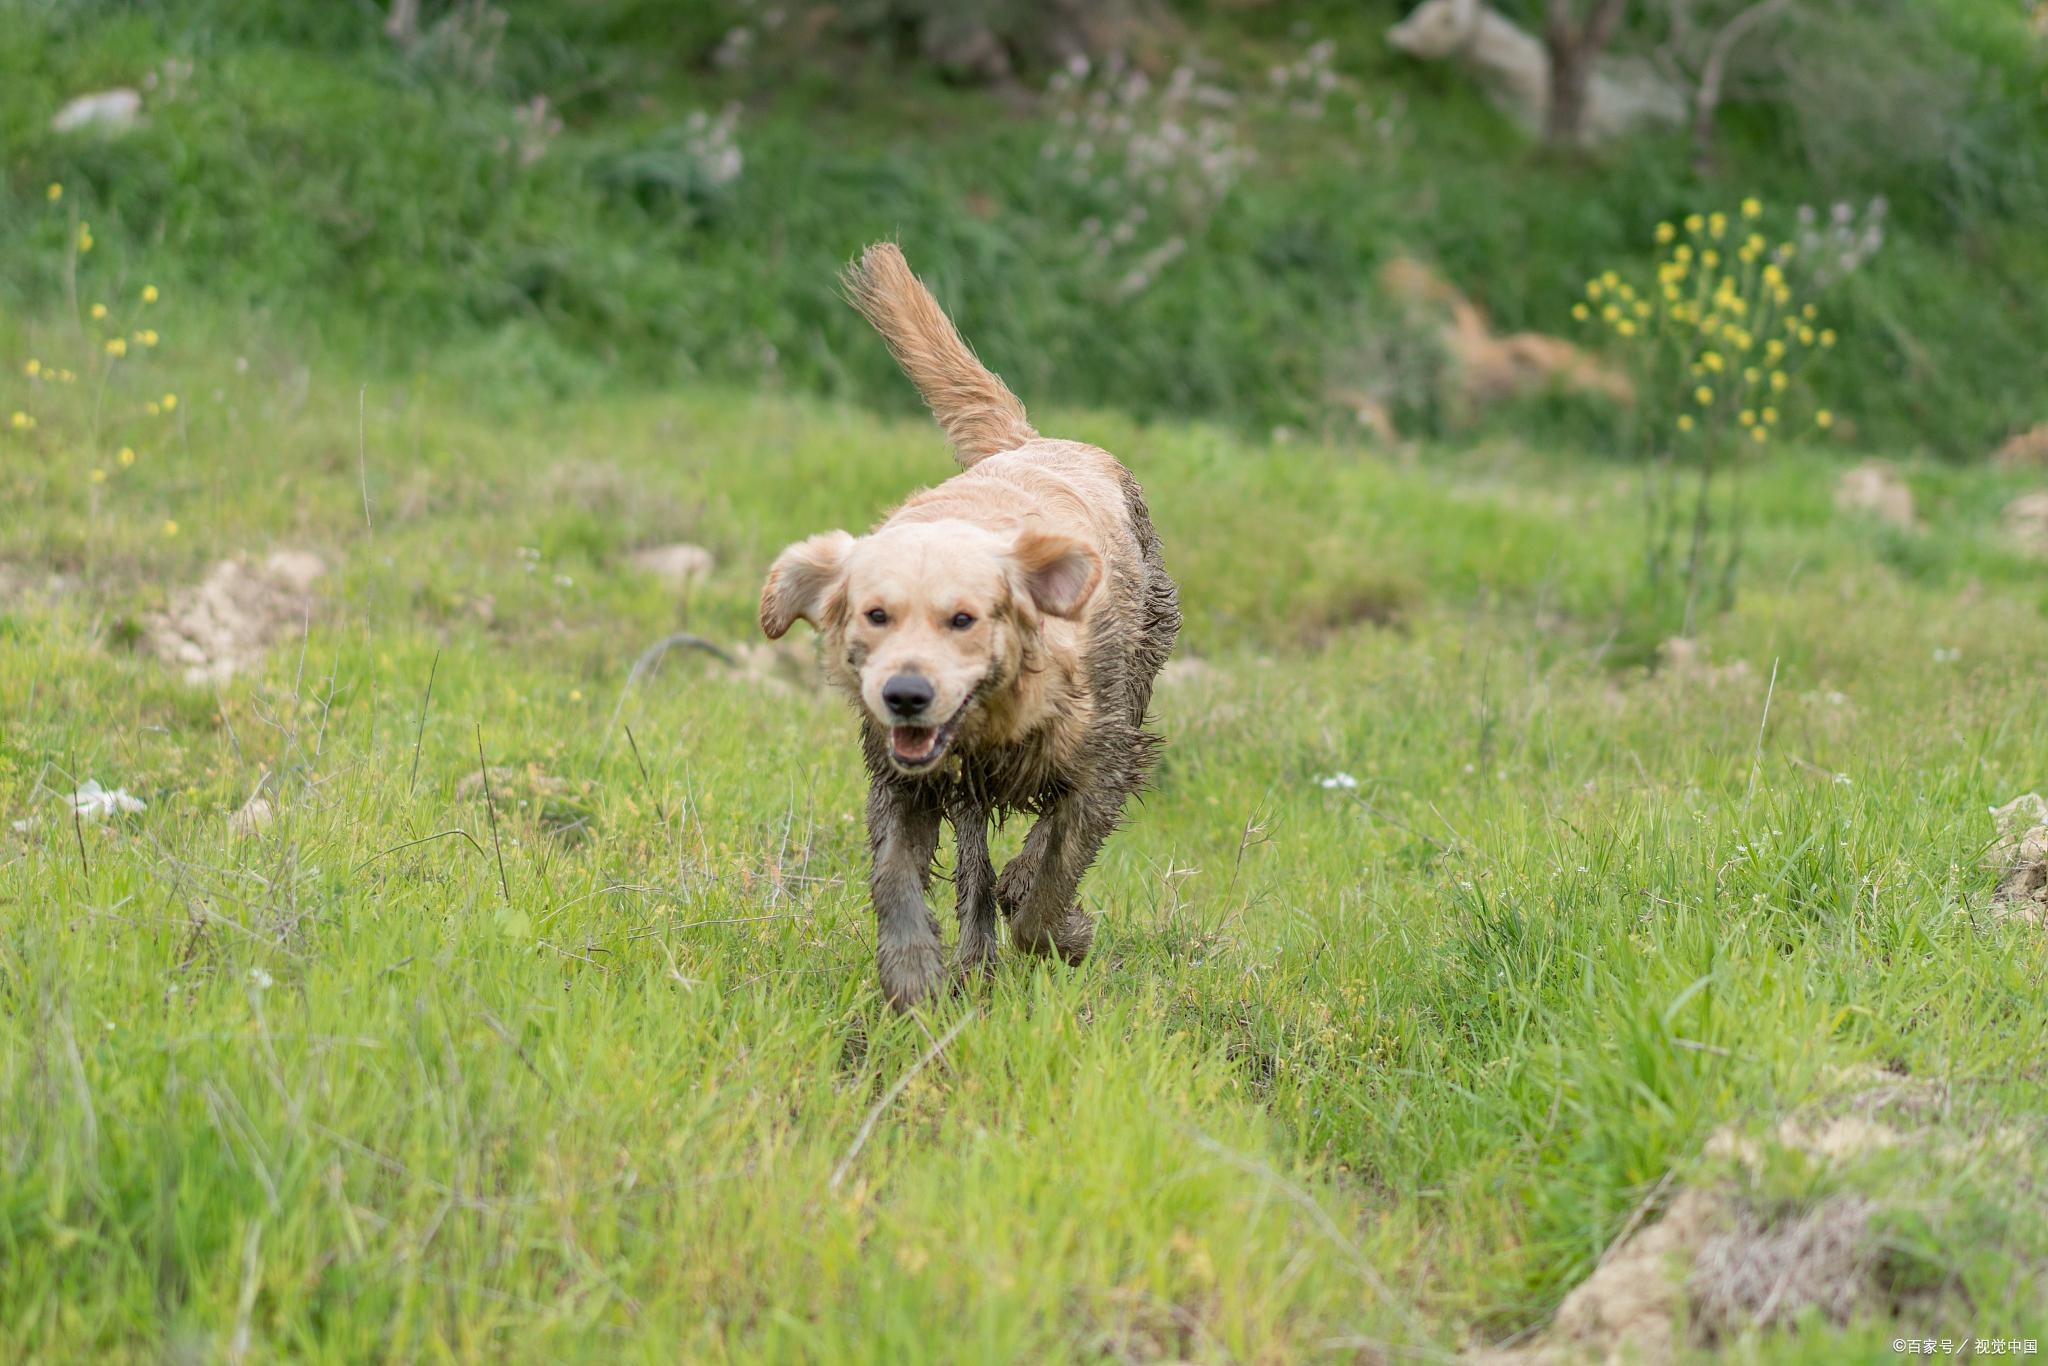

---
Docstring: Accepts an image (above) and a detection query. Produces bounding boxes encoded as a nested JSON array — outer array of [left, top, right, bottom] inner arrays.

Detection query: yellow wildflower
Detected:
[[91, 302, 109, 320], [1770, 371, 1788, 392], [1761, 264, 1783, 287], [1676, 414, 1695, 432], [1601, 270, 1620, 288], [1633, 300, 1651, 319], [145, 401, 160, 416], [1602, 304, 1622, 323], [1798, 326, 1816, 345], [1815, 409, 1834, 429], [1685, 213, 1705, 233], [135, 329, 158, 347], [1819, 329, 1837, 348], [1655, 222, 1676, 243], [1701, 351, 1724, 372], [1572, 302, 1590, 321], [1802, 304, 1818, 320], [76, 223, 93, 253], [1616, 319, 1637, 336], [1741, 197, 1763, 218], [1744, 367, 1761, 384], [91, 468, 107, 484], [105, 337, 127, 357], [119, 446, 136, 466], [1587, 280, 1604, 300], [1662, 283, 1681, 302], [23, 359, 40, 377], [1765, 339, 1787, 361], [142, 284, 160, 304], [1750, 426, 1768, 443], [47, 182, 63, 202], [1708, 212, 1728, 238], [1674, 244, 1694, 264], [162, 520, 180, 537], [1695, 385, 1714, 405], [162, 393, 178, 411], [1701, 250, 1721, 269], [9, 411, 33, 430], [1739, 409, 1757, 426], [1762, 406, 1778, 424]]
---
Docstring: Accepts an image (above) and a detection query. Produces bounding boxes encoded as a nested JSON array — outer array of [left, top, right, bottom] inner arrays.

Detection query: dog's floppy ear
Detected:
[[760, 530, 855, 639], [1011, 529, 1100, 619]]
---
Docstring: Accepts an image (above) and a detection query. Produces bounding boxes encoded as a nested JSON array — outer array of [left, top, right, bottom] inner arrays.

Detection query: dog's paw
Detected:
[[878, 938, 943, 1013], [950, 932, 1000, 992], [1011, 906, 1094, 966]]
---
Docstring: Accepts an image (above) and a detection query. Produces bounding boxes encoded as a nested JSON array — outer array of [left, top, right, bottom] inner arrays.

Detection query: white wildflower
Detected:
[[1316, 772, 1359, 790]]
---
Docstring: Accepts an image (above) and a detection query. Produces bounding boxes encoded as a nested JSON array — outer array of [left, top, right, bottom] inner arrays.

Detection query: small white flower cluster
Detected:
[[1042, 54, 1249, 298], [1794, 197, 1886, 287], [683, 105, 745, 190], [1267, 39, 1342, 121], [1315, 771, 1359, 790]]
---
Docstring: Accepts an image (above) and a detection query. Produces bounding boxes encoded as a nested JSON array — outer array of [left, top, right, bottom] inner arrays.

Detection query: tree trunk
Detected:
[[1543, 0, 1631, 145]]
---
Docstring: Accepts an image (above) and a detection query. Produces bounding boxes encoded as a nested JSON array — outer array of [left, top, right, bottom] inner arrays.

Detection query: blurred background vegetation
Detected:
[[3, 0, 2043, 459]]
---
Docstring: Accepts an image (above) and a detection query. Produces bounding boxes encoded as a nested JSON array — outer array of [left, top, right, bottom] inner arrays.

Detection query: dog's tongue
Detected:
[[890, 726, 938, 762]]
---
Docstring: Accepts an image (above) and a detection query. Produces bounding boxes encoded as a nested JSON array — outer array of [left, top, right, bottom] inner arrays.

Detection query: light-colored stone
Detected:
[[51, 88, 143, 134]]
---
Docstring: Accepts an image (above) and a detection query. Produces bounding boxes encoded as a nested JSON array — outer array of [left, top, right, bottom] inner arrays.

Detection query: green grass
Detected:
[[4, 306, 2047, 1359], [4, 0, 2045, 457]]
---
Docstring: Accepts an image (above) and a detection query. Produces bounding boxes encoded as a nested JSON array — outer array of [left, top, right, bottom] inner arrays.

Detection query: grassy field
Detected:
[[3, 322, 2046, 1359]]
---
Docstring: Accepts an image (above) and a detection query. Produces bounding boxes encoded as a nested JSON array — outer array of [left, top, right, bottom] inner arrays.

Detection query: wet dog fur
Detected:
[[759, 244, 1180, 1010]]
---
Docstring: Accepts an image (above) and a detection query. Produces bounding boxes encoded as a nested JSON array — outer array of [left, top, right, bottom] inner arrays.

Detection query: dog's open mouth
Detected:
[[888, 719, 957, 770]]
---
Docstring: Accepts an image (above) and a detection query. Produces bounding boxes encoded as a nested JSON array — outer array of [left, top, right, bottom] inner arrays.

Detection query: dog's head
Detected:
[[759, 519, 1099, 773]]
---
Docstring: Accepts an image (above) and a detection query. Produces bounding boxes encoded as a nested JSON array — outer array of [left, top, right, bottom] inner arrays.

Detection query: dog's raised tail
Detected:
[[841, 243, 1037, 466]]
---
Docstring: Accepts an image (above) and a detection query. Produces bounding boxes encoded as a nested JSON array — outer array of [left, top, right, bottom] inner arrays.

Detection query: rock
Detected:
[[1833, 461, 1915, 528], [1992, 423, 2048, 469], [143, 549, 327, 686], [2003, 491, 2048, 557], [627, 543, 716, 590], [51, 88, 143, 134], [1386, 0, 1684, 145], [1987, 793, 2048, 922]]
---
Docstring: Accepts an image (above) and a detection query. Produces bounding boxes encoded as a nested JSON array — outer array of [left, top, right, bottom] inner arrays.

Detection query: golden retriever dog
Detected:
[[759, 244, 1180, 1010]]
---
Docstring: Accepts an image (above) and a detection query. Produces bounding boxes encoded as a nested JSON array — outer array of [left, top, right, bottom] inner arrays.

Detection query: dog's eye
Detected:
[[949, 612, 975, 630], [865, 608, 888, 627]]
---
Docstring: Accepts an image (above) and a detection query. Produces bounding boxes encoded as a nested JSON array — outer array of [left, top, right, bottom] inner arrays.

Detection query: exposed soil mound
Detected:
[[1987, 793, 2048, 923], [1833, 461, 1915, 528], [144, 550, 327, 686]]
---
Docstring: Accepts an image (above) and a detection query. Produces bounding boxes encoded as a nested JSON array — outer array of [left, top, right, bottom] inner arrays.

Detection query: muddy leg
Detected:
[[950, 798, 1000, 983], [997, 781, 1131, 966], [867, 780, 942, 1011]]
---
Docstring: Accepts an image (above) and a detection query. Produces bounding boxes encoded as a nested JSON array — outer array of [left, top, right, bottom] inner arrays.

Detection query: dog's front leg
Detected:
[[998, 782, 1126, 966], [949, 798, 999, 983], [867, 780, 943, 1011]]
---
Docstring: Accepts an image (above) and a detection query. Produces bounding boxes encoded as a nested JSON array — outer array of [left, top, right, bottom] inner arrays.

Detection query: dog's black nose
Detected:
[[882, 674, 934, 718]]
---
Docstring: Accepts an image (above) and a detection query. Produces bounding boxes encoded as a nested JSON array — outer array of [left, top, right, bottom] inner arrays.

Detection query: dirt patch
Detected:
[[627, 542, 717, 590], [1654, 637, 1754, 688], [2002, 492, 2048, 557], [1833, 461, 1915, 528], [1379, 256, 1633, 410], [1992, 423, 2048, 470], [0, 562, 80, 606], [1987, 793, 2048, 923], [1477, 1069, 2003, 1364], [144, 550, 327, 686]]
